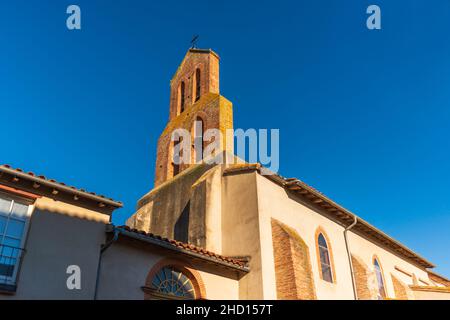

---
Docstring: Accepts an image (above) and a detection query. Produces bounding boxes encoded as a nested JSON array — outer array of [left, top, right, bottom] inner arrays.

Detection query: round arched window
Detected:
[[151, 266, 195, 299]]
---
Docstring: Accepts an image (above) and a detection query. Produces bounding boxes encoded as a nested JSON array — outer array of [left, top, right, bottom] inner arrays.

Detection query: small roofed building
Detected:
[[0, 164, 122, 298], [96, 225, 247, 300], [0, 164, 248, 300]]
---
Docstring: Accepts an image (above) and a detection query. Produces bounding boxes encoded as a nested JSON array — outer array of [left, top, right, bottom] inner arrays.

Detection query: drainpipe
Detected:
[[93, 226, 120, 300], [344, 215, 358, 300]]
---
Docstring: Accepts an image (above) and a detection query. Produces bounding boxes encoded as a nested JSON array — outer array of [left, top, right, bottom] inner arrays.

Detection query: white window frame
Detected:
[[0, 194, 34, 286]]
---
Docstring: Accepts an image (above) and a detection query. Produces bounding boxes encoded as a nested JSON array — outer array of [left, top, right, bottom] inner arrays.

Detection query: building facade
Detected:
[[1, 48, 449, 300]]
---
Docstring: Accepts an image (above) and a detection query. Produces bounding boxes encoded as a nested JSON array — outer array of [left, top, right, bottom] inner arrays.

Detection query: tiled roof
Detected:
[[0, 164, 122, 207], [427, 270, 450, 286], [116, 226, 249, 270]]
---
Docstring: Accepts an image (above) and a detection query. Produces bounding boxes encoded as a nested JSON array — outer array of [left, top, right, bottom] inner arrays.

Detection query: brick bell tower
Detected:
[[153, 48, 234, 187]]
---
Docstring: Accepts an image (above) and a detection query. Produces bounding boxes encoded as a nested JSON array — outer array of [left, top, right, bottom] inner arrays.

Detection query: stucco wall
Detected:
[[1, 198, 108, 300], [347, 230, 430, 299], [220, 172, 436, 300], [222, 171, 264, 299], [129, 163, 216, 248], [412, 288, 450, 300], [257, 174, 437, 299], [255, 174, 354, 300]]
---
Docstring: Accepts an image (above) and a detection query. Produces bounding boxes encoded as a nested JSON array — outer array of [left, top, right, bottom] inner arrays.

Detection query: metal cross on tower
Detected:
[[190, 35, 199, 49]]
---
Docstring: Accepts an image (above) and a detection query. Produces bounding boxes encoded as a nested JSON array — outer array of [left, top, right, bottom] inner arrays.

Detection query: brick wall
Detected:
[[271, 219, 316, 300], [391, 273, 414, 300], [351, 254, 379, 300], [154, 49, 233, 187], [169, 49, 220, 120]]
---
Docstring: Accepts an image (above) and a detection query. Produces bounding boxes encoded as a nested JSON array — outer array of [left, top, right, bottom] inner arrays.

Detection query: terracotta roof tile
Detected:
[[116, 225, 248, 268], [0, 164, 122, 206]]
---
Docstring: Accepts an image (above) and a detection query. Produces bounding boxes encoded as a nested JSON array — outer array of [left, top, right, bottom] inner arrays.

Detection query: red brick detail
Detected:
[[391, 273, 411, 300], [169, 50, 219, 121], [351, 254, 378, 300], [271, 219, 316, 300], [154, 49, 230, 187], [144, 258, 206, 300]]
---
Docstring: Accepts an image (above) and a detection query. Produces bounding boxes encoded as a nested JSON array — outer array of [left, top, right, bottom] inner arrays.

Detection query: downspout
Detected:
[[344, 215, 358, 300], [93, 226, 119, 300]]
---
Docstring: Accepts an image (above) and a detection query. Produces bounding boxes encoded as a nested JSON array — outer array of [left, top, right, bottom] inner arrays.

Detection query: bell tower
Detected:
[[153, 48, 234, 187]]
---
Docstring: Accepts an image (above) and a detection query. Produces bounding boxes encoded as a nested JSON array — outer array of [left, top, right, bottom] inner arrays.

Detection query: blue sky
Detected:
[[1, 1, 449, 276]]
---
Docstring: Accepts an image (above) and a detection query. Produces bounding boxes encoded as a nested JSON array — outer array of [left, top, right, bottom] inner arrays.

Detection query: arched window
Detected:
[[195, 68, 201, 102], [179, 81, 185, 113], [373, 258, 386, 299], [317, 233, 333, 282], [193, 117, 204, 162], [150, 266, 195, 299]]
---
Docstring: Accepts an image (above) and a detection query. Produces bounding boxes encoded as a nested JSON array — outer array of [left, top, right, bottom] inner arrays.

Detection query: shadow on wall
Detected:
[[174, 200, 190, 243]]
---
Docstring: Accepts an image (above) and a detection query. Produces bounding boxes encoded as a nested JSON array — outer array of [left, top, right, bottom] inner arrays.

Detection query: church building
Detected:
[[0, 48, 449, 300], [125, 48, 450, 300]]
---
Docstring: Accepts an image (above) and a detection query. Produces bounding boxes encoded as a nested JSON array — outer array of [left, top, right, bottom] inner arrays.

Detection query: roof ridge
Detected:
[[0, 164, 122, 206]]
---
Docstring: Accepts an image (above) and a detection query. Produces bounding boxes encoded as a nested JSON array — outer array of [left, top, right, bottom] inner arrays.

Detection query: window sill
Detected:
[[319, 278, 337, 285]]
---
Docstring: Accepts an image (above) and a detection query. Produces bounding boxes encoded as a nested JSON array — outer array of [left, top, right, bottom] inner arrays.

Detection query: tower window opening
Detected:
[[193, 117, 204, 162], [172, 137, 183, 177], [179, 81, 185, 113], [195, 68, 201, 102]]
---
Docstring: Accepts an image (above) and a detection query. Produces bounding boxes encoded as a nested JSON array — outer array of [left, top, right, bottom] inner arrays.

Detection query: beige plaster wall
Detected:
[[221, 171, 264, 299], [1, 201, 108, 299], [35, 196, 110, 223], [412, 288, 450, 300], [97, 241, 239, 300]]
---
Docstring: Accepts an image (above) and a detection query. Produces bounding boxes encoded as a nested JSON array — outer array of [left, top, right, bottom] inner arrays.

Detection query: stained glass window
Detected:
[[318, 233, 333, 282], [374, 258, 386, 299], [151, 267, 195, 299]]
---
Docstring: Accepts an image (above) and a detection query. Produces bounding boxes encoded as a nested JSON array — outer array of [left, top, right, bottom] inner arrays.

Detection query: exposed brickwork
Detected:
[[154, 49, 233, 187], [271, 219, 316, 300], [391, 273, 414, 300], [351, 254, 379, 300], [170, 49, 220, 119]]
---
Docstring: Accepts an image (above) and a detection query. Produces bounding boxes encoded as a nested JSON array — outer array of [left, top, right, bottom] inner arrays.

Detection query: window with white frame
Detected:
[[0, 195, 30, 286]]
